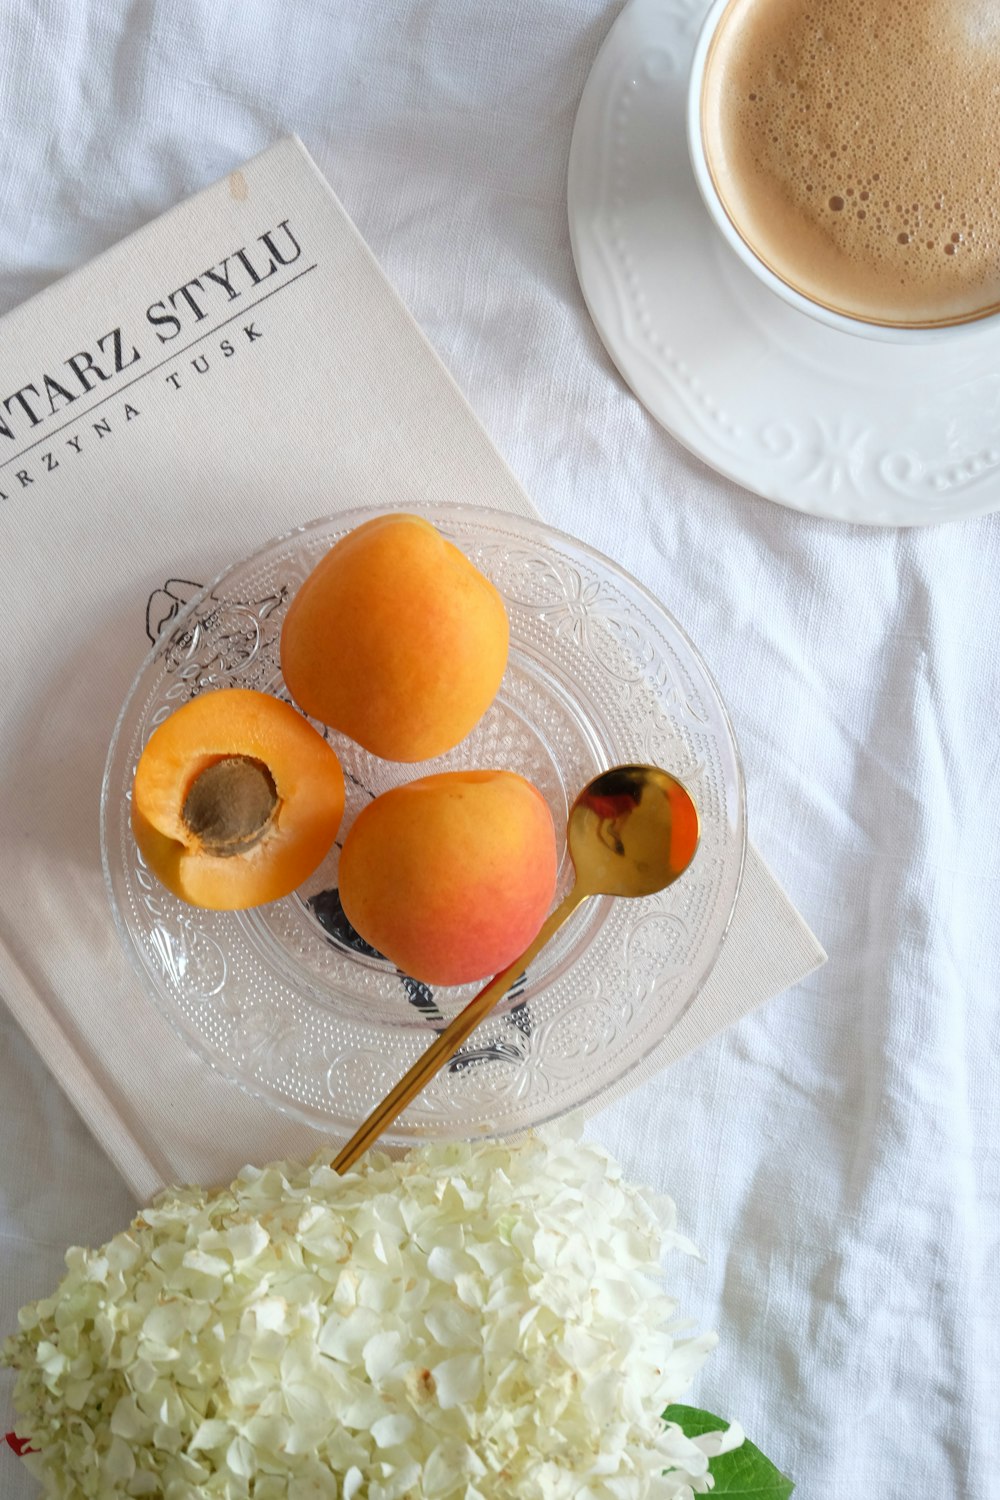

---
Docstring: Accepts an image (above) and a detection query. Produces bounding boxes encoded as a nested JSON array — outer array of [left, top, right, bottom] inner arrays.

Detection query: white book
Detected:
[[0, 137, 823, 1201]]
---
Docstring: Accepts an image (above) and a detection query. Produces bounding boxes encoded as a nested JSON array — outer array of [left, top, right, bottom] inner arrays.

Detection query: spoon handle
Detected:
[[332, 885, 588, 1173]]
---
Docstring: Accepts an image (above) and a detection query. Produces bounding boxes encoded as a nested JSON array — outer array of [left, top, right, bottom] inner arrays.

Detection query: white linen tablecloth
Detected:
[[1, 3, 997, 1497]]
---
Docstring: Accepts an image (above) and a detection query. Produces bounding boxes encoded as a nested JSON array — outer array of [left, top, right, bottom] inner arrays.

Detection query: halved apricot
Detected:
[[131, 687, 344, 910]]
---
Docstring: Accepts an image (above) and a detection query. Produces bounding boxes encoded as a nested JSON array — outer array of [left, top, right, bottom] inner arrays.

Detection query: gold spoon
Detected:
[[332, 765, 700, 1173]]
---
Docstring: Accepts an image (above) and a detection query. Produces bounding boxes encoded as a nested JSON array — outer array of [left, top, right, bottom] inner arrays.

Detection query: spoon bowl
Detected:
[[569, 764, 700, 900], [332, 765, 699, 1172]]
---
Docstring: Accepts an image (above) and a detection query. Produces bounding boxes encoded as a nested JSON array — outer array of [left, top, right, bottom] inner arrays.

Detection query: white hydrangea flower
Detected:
[[2, 1118, 738, 1498]]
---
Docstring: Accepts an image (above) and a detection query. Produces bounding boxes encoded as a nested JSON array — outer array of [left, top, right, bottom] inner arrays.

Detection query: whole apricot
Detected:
[[132, 687, 344, 910], [338, 769, 558, 985], [280, 514, 509, 761]]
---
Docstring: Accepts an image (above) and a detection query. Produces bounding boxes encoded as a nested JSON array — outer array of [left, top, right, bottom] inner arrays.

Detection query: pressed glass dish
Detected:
[[101, 504, 745, 1142]]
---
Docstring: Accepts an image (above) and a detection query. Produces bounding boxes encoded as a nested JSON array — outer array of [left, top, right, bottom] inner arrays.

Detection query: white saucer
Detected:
[[568, 0, 1000, 527]]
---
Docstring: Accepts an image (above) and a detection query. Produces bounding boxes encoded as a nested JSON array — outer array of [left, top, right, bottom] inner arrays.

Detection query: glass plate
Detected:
[[101, 504, 745, 1142]]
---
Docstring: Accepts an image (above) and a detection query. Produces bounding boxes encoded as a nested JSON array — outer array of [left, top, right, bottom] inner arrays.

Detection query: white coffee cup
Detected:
[[686, 0, 1000, 344]]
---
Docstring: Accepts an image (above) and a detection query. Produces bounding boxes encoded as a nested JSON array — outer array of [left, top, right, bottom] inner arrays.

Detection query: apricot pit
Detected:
[[181, 755, 279, 856]]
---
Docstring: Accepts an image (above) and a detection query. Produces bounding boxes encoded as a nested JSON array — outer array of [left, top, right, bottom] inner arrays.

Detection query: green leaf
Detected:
[[663, 1404, 794, 1498]]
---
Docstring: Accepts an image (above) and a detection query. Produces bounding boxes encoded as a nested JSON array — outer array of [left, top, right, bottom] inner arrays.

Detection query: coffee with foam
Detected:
[[702, 0, 1000, 327]]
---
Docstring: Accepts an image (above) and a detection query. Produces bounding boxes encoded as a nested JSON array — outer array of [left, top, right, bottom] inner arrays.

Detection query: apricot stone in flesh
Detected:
[[338, 769, 558, 985], [280, 514, 509, 762], [132, 687, 345, 910]]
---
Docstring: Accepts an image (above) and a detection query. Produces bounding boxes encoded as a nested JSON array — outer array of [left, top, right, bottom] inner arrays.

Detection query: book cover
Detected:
[[0, 136, 822, 1201]]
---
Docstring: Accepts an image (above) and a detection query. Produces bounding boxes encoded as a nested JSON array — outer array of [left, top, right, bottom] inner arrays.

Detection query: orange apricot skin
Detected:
[[280, 514, 510, 762], [338, 769, 558, 985], [131, 687, 344, 911]]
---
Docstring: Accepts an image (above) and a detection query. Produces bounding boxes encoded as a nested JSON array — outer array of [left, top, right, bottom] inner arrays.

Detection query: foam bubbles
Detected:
[[704, 0, 1000, 323]]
